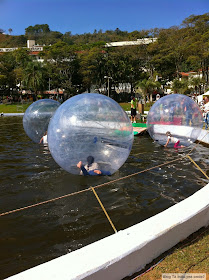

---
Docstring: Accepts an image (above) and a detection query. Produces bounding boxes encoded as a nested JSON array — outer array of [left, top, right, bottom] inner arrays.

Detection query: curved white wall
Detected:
[[6, 189, 209, 280], [197, 129, 209, 144], [6, 130, 209, 280]]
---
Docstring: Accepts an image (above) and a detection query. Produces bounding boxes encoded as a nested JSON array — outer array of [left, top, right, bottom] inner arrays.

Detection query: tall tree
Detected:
[[78, 46, 107, 92], [189, 76, 204, 95], [172, 78, 188, 94], [182, 13, 209, 87], [0, 52, 17, 90], [136, 79, 160, 101], [25, 24, 51, 41], [42, 41, 80, 95], [22, 62, 46, 94]]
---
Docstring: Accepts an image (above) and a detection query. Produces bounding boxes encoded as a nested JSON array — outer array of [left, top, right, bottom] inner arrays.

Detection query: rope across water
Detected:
[[0, 130, 208, 233]]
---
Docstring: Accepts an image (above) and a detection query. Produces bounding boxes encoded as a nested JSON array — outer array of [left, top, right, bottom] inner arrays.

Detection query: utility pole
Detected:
[[104, 76, 112, 97]]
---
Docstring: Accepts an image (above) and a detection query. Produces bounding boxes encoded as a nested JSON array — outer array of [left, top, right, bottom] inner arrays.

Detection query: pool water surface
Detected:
[[0, 116, 208, 279]]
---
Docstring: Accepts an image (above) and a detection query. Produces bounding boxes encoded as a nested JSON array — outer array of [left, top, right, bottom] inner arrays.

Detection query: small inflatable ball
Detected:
[[147, 94, 203, 147], [47, 93, 133, 175], [23, 99, 60, 143]]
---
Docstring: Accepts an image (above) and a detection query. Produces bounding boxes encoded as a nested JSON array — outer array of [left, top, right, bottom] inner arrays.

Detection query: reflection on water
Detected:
[[0, 117, 208, 279]]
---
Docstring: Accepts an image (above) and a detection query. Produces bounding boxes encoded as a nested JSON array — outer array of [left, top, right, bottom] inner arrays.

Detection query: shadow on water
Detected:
[[0, 117, 208, 278]]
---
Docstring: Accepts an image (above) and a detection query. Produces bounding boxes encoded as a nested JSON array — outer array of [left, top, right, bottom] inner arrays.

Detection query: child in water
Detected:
[[164, 131, 184, 148], [39, 131, 48, 144], [77, 156, 111, 176]]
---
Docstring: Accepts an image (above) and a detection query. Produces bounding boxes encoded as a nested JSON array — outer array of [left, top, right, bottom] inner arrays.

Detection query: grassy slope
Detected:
[[0, 102, 146, 113], [133, 226, 209, 279], [0, 103, 32, 113], [0, 102, 151, 113], [119, 102, 151, 112]]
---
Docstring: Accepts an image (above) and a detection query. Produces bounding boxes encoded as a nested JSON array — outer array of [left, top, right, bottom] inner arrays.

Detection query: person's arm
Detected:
[[39, 137, 43, 144], [80, 165, 89, 176], [164, 137, 170, 147], [77, 161, 89, 175]]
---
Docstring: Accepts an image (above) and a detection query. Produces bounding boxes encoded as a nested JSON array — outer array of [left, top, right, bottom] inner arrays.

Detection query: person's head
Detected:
[[87, 156, 94, 166], [166, 131, 171, 137], [131, 96, 135, 101]]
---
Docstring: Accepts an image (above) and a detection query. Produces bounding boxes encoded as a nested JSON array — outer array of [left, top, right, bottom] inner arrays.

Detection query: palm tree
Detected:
[[189, 76, 204, 95], [136, 79, 161, 102], [22, 62, 46, 95], [172, 79, 188, 94]]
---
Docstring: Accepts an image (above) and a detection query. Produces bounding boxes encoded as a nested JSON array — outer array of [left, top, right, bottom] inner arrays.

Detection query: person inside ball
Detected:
[[39, 131, 48, 144], [164, 131, 185, 148], [77, 156, 111, 176]]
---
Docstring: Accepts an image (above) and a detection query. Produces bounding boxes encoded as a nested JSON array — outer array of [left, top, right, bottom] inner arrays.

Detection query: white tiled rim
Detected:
[[6, 129, 209, 280]]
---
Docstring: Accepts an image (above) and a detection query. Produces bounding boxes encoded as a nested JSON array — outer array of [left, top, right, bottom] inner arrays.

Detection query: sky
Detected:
[[0, 0, 208, 36]]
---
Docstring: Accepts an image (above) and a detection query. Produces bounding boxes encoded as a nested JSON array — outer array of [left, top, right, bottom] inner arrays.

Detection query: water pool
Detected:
[[0, 116, 208, 279]]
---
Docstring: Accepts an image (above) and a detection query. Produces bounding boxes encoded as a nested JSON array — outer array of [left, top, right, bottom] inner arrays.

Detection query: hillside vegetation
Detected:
[[0, 13, 209, 98]]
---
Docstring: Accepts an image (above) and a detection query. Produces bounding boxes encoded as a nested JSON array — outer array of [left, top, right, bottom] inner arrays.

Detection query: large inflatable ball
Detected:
[[47, 93, 133, 175], [23, 99, 60, 143], [147, 94, 203, 147]]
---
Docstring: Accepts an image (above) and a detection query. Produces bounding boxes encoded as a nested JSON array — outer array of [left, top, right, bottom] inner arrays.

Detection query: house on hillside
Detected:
[[0, 40, 44, 62], [179, 70, 205, 95], [179, 71, 203, 81]]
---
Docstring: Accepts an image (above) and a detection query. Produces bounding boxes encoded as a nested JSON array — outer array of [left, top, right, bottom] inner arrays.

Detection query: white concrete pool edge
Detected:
[[0, 113, 24, 116], [197, 129, 209, 144], [6, 184, 209, 280], [6, 129, 209, 280]]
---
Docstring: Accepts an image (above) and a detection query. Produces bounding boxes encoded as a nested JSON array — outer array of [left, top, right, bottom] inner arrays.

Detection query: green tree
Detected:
[[172, 78, 188, 94], [182, 13, 209, 87], [13, 48, 32, 67], [136, 79, 160, 101], [78, 46, 107, 92], [189, 76, 205, 95], [25, 24, 50, 36], [42, 41, 80, 95], [0, 52, 17, 91], [22, 62, 47, 94], [25, 24, 51, 43]]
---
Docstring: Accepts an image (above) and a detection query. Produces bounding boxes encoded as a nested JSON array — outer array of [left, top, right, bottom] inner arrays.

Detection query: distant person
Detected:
[[164, 131, 185, 148], [77, 156, 111, 176], [203, 97, 209, 129], [181, 98, 192, 126], [131, 96, 138, 123], [39, 131, 48, 144], [156, 94, 160, 101]]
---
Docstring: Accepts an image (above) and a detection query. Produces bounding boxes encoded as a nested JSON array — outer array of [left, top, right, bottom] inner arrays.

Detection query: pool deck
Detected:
[[132, 123, 147, 135]]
